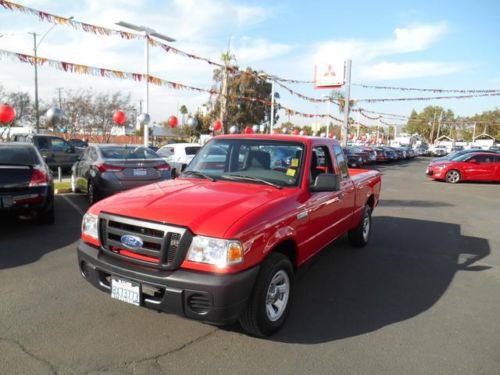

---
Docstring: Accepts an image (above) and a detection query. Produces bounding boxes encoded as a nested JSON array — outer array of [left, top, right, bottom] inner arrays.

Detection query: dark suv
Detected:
[[11, 134, 82, 171]]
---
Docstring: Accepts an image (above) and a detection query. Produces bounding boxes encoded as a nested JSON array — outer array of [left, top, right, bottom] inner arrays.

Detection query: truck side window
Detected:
[[333, 144, 349, 179], [51, 138, 71, 152], [37, 137, 49, 151], [311, 146, 334, 184]]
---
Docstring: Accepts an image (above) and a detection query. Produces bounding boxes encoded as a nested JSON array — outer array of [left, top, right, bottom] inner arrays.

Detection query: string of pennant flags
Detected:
[[0, 0, 310, 85], [0, 48, 346, 122], [352, 83, 500, 94], [5, 0, 497, 102], [1, 0, 499, 122]]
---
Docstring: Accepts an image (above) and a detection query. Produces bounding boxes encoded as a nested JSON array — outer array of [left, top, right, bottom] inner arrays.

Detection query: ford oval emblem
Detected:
[[120, 234, 143, 249]]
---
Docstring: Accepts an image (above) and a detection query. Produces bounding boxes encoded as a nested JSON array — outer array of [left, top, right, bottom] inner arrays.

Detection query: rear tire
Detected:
[[239, 253, 294, 337], [445, 169, 461, 183], [348, 205, 372, 247]]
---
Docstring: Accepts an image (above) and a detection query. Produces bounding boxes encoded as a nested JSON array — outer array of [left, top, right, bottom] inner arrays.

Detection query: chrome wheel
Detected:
[[446, 170, 460, 183], [265, 270, 290, 322], [362, 213, 371, 242]]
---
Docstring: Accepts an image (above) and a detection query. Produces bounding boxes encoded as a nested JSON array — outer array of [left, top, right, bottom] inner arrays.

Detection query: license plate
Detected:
[[133, 168, 147, 176], [2, 196, 14, 208], [111, 277, 141, 306]]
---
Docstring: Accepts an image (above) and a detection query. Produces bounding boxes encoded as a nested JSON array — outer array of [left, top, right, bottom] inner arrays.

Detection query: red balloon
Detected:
[[0, 104, 16, 125], [244, 126, 253, 134], [113, 110, 126, 126], [292, 129, 300, 135], [348, 133, 354, 140], [168, 116, 178, 128], [328, 132, 333, 138], [213, 120, 223, 132], [272, 128, 280, 134]]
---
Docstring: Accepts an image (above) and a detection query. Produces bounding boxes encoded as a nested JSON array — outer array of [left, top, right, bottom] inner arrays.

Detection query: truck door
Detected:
[[332, 144, 356, 232], [50, 137, 75, 170], [305, 145, 347, 256]]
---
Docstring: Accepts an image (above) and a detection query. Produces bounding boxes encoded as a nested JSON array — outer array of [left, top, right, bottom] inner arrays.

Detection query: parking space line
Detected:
[[60, 195, 85, 215]]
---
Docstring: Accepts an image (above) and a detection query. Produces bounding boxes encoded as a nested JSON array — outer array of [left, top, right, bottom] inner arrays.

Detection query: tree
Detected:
[[210, 65, 275, 132], [179, 104, 188, 126], [89, 92, 134, 143]]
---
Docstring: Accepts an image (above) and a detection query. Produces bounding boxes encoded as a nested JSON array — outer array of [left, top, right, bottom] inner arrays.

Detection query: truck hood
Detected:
[[93, 178, 294, 238]]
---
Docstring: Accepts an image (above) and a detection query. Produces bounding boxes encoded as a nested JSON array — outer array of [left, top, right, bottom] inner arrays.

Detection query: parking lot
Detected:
[[1, 158, 499, 375]]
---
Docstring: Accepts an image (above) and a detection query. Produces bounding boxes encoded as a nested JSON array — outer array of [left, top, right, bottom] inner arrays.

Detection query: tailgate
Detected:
[[105, 159, 166, 181]]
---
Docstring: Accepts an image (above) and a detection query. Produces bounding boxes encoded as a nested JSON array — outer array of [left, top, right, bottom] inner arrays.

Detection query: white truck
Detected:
[[157, 143, 202, 177]]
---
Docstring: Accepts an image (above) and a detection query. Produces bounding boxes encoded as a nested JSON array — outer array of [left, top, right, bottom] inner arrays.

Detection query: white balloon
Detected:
[[252, 125, 259, 133], [281, 128, 288, 134], [229, 125, 238, 134], [299, 130, 304, 136], [138, 113, 151, 125], [46, 107, 65, 124], [187, 117, 198, 128], [259, 124, 266, 133]]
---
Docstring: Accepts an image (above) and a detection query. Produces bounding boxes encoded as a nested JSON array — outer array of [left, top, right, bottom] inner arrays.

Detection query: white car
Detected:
[[157, 143, 202, 177], [429, 145, 448, 157]]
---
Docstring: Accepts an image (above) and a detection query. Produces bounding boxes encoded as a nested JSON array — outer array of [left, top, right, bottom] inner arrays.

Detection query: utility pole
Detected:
[[30, 32, 40, 134], [429, 111, 437, 144], [376, 118, 380, 145], [435, 111, 443, 142], [270, 78, 275, 134], [342, 59, 352, 147], [56, 88, 63, 108]]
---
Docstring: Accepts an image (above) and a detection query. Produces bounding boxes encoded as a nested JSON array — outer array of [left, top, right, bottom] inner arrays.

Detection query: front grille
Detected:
[[98, 212, 190, 270]]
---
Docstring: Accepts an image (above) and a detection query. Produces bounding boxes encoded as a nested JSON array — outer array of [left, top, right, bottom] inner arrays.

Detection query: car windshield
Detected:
[[185, 139, 305, 187], [100, 146, 160, 160], [0, 146, 37, 165]]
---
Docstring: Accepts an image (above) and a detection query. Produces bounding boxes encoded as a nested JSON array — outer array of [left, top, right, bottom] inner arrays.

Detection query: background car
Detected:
[[0, 143, 54, 224], [343, 147, 364, 168], [429, 145, 448, 157], [12, 134, 82, 172], [157, 143, 201, 177], [71, 144, 172, 204], [426, 152, 500, 183], [68, 138, 89, 149]]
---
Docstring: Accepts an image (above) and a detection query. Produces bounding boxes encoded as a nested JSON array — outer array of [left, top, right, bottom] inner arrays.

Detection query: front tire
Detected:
[[445, 169, 461, 183], [239, 253, 294, 337], [348, 205, 372, 247]]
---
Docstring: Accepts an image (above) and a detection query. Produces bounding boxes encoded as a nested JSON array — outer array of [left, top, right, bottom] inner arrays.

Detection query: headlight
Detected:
[[186, 236, 243, 268], [434, 164, 447, 169], [82, 213, 99, 239]]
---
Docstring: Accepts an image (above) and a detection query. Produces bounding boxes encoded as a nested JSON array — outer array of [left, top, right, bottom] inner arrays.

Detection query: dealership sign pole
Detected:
[[342, 60, 352, 147]]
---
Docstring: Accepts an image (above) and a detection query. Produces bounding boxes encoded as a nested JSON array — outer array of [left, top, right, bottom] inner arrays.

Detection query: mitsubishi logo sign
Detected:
[[314, 60, 345, 88]]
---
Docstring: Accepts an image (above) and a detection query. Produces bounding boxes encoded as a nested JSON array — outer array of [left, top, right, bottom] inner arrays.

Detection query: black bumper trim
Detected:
[[77, 240, 260, 325]]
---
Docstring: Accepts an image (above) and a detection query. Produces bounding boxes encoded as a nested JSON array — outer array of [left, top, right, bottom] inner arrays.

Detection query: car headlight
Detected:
[[82, 213, 99, 239], [434, 164, 447, 170], [186, 236, 243, 268]]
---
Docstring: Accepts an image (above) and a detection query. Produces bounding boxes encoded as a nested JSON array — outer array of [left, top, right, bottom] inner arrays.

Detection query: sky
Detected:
[[0, 0, 499, 130]]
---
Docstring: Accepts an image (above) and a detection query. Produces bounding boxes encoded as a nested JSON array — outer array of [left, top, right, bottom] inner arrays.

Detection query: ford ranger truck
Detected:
[[78, 134, 381, 336]]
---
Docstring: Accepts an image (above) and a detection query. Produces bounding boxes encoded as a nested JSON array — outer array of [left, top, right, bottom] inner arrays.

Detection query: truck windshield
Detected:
[[185, 139, 305, 187]]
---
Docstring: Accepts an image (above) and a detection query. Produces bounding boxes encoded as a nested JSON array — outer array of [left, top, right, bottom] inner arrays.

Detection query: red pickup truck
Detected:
[[78, 134, 381, 336]]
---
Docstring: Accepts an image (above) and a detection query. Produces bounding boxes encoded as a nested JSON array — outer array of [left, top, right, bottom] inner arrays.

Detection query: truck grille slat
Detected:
[[98, 213, 191, 270]]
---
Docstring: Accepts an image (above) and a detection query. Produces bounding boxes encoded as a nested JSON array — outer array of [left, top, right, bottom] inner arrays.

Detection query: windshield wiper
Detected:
[[221, 174, 282, 189], [181, 170, 216, 182]]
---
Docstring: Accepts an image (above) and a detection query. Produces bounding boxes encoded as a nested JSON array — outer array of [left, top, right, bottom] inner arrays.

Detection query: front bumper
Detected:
[[77, 240, 259, 325]]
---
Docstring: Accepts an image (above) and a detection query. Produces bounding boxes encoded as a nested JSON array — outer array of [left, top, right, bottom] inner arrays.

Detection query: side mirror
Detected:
[[310, 173, 340, 192]]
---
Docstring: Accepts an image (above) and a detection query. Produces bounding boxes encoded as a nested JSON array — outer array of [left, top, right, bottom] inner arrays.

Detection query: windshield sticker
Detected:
[[291, 158, 299, 167], [286, 168, 296, 177]]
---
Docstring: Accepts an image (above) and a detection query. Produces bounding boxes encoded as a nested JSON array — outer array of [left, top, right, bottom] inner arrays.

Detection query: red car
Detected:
[[426, 152, 500, 183]]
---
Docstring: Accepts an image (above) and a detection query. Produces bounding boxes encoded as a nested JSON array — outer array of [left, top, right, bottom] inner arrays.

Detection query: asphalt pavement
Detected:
[[0, 158, 499, 374]]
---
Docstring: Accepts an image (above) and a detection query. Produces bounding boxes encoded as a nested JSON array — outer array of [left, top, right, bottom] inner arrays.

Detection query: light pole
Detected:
[[30, 17, 73, 134], [116, 21, 175, 146]]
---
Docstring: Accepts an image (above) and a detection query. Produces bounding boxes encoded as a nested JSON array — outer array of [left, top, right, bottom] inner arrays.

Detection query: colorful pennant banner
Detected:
[[353, 83, 500, 94], [0, 48, 338, 121]]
